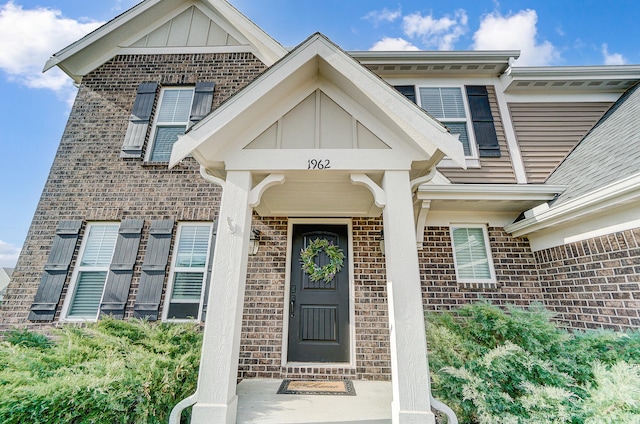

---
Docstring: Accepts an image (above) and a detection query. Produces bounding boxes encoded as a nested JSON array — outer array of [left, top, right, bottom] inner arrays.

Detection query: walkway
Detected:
[[236, 379, 392, 424]]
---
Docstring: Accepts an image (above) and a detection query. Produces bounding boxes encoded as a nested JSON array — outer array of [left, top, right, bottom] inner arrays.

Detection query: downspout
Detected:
[[410, 167, 459, 424], [169, 165, 226, 424]]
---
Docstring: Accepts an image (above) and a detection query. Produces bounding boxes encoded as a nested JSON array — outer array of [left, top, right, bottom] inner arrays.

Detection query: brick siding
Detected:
[[0, 53, 266, 330], [419, 227, 544, 310], [536, 228, 640, 330], [239, 217, 391, 381]]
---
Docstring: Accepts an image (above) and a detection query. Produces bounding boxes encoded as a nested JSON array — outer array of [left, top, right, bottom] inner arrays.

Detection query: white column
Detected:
[[382, 170, 435, 424], [191, 170, 253, 424]]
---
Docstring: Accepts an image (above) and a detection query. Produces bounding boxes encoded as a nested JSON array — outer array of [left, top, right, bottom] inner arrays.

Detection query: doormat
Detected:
[[277, 379, 356, 396]]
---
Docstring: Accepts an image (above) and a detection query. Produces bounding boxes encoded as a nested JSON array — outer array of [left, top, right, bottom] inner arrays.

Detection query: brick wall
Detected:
[[239, 217, 391, 381], [0, 53, 266, 330], [419, 227, 543, 310], [536, 228, 640, 330]]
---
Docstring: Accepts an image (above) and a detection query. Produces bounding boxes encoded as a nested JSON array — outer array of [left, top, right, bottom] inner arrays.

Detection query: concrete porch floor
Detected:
[[236, 379, 393, 424]]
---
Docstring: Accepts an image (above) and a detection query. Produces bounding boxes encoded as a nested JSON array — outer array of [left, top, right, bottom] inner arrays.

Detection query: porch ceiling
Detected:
[[252, 171, 383, 217]]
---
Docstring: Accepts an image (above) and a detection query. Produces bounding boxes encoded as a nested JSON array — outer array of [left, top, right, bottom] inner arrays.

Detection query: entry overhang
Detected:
[[170, 33, 466, 179]]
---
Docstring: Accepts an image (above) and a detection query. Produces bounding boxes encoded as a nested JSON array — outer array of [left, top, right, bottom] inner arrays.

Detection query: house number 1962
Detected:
[[307, 159, 331, 170]]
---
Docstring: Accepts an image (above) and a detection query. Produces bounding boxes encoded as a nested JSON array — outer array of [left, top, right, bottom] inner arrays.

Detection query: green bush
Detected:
[[0, 318, 202, 424], [427, 302, 640, 424]]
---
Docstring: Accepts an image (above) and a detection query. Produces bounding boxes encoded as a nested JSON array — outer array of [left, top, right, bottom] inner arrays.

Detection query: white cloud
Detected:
[[363, 8, 401, 26], [472, 9, 559, 66], [0, 240, 20, 268], [0, 1, 103, 101], [602, 44, 627, 65], [370, 37, 419, 51], [402, 9, 468, 50]]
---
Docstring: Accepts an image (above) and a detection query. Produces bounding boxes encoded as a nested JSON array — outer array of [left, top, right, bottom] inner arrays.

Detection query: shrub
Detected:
[[427, 302, 640, 424], [0, 318, 202, 424]]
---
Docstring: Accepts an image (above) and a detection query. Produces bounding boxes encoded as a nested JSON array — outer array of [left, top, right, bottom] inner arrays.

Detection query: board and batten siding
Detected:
[[509, 102, 613, 183], [440, 86, 517, 183]]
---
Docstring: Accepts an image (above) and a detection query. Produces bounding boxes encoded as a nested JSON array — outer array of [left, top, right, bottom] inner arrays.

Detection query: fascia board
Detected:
[[416, 184, 565, 201], [44, 0, 287, 80], [205, 0, 287, 65], [350, 50, 520, 65], [43, 0, 164, 72], [505, 173, 640, 236], [318, 41, 466, 166]]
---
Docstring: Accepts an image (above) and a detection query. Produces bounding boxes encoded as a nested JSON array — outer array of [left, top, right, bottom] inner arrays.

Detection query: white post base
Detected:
[[392, 402, 436, 424], [191, 396, 238, 424]]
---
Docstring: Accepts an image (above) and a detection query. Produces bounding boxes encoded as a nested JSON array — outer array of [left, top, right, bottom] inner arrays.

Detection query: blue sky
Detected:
[[0, 0, 638, 267]]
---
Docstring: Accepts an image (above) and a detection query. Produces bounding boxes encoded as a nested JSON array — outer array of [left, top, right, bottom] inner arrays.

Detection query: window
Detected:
[[147, 87, 195, 163], [164, 223, 213, 321], [450, 225, 496, 284], [65, 223, 119, 320], [419, 87, 475, 157]]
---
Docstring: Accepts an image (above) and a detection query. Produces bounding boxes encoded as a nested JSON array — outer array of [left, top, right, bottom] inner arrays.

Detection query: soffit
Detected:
[[416, 184, 564, 213], [502, 65, 640, 93], [43, 0, 287, 83], [350, 50, 519, 77]]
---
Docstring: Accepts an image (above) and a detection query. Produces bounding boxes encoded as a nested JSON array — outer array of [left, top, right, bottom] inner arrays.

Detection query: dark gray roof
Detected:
[[546, 83, 640, 205]]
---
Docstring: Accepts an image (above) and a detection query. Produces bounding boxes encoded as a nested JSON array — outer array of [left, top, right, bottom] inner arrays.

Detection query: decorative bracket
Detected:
[[249, 174, 286, 208], [350, 173, 386, 208], [415, 200, 431, 250]]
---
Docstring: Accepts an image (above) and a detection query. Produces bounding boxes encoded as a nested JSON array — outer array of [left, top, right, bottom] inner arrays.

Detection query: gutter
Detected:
[[505, 173, 640, 237]]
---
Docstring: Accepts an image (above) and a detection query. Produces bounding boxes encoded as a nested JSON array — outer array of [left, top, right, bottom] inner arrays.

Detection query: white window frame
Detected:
[[449, 224, 497, 285], [162, 222, 213, 322], [61, 222, 119, 322], [416, 85, 480, 167], [145, 86, 195, 163]]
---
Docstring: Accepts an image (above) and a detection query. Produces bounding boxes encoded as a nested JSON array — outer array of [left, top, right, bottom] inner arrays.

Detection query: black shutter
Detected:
[[99, 219, 143, 319], [200, 220, 218, 321], [28, 220, 83, 321], [188, 82, 215, 128], [466, 85, 501, 158], [133, 219, 174, 320], [394, 85, 416, 103], [121, 82, 158, 158]]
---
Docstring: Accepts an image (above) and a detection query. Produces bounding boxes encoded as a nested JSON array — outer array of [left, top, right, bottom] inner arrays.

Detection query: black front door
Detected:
[[288, 224, 350, 362]]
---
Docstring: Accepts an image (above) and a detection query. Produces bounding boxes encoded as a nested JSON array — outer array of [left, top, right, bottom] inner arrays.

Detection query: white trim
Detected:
[[60, 222, 119, 322], [416, 183, 564, 201], [416, 85, 479, 160], [145, 86, 195, 163], [162, 222, 214, 323], [494, 81, 528, 183], [118, 45, 253, 55], [505, 173, 640, 237], [449, 224, 497, 285], [282, 218, 356, 369]]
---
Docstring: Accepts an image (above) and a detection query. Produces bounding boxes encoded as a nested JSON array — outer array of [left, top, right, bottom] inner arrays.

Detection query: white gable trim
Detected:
[[44, 0, 287, 82], [170, 34, 466, 174]]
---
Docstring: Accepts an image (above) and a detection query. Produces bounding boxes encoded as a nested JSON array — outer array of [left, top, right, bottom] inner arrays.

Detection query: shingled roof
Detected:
[[546, 82, 640, 205]]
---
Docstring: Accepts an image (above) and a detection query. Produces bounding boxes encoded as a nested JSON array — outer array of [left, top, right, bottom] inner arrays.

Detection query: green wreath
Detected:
[[300, 238, 345, 283]]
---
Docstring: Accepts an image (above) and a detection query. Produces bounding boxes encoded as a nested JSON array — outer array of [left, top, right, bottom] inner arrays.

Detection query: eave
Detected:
[[502, 65, 640, 93], [505, 173, 640, 237], [350, 50, 520, 77], [43, 0, 287, 83], [416, 184, 564, 213]]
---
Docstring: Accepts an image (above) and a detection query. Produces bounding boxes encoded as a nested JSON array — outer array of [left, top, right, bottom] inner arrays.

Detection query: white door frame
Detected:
[[281, 217, 356, 368]]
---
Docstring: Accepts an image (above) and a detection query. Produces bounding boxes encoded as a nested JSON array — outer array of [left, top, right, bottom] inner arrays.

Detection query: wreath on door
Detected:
[[300, 238, 345, 283]]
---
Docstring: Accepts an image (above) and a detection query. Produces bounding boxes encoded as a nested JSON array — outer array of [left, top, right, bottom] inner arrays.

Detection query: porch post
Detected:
[[382, 170, 435, 424], [191, 170, 253, 424]]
